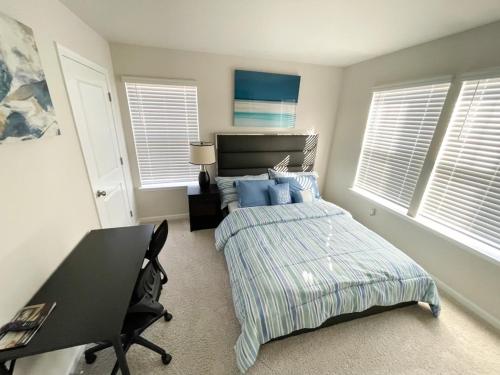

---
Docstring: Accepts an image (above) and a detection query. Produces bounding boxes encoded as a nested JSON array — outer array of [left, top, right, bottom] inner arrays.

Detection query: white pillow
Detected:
[[227, 201, 241, 213], [297, 190, 314, 203]]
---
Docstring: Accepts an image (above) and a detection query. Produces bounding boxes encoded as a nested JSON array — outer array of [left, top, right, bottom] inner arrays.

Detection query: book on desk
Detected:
[[0, 303, 56, 352]]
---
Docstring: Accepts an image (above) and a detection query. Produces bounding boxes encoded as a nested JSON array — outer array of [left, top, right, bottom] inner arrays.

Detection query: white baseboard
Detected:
[[139, 213, 188, 223], [432, 275, 500, 331], [67, 346, 85, 374]]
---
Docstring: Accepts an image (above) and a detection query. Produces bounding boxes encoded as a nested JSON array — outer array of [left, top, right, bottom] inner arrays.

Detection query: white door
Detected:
[[59, 50, 133, 228]]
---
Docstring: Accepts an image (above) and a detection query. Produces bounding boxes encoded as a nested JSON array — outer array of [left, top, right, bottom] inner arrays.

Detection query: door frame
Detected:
[[56, 43, 136, 227]]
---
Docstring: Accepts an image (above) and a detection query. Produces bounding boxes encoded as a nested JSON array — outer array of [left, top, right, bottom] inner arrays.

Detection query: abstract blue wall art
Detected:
[[234, 70, 300, 128], [0, 12, 59, 144]]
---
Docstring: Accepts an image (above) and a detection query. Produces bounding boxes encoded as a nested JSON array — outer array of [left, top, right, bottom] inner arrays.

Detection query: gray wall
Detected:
[[110, 43, 343, 220], [324, 21, 500, 326]]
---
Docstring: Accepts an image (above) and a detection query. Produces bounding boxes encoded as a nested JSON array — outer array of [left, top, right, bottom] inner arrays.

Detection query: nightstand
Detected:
[[187, 184, 223, 231]]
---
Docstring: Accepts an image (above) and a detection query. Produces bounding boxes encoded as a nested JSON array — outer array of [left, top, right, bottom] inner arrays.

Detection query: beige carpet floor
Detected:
[[76, 219, 500, 375]]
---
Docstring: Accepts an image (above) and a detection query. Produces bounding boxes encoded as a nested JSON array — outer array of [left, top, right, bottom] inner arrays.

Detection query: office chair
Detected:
[[84, 220, 172, 372], [145, 220, 172, 321], [146, 220, 169, 286]]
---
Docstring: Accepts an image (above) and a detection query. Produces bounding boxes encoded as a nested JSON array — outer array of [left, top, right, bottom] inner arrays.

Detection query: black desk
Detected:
[[0, 224, 154, 375]]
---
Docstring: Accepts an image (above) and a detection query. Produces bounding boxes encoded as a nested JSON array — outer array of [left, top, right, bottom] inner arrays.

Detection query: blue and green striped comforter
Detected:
[[215, 200, 440, 373]]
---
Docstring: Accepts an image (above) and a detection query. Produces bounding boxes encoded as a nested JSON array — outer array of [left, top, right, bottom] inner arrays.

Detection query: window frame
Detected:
[[351, 72, 500, 264], [122, 76, 201, 190], [352, 76, 453, 213], [416, 70, 500, 261]]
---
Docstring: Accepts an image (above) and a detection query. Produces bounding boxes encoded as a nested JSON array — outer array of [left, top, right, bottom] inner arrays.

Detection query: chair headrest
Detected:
[[146, 220, 168, 260]]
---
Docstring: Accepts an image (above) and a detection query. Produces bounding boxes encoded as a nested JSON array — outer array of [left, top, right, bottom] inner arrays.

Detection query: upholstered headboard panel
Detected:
[[215, 133, 318, 177]]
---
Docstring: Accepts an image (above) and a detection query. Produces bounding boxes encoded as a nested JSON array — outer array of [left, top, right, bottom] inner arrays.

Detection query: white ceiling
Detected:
[[61, 0, 500, 66]]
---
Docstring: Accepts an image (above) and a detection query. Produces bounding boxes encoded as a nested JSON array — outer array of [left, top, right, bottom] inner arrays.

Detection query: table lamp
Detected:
[[189, 141, 216, 191]]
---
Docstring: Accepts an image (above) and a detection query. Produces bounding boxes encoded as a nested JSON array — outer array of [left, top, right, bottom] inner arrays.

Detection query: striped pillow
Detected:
[[215, 174, 269, 209], [268, 168, 319, 179]]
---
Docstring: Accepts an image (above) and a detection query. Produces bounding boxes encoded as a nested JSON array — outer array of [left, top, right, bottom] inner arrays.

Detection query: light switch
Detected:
[[369, 208, 377, 216]]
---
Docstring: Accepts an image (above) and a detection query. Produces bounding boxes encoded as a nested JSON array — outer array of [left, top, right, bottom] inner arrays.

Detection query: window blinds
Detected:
[[419, 77, 500, 253], [354, 82, 451, 211], [125, 81, 200, 187]]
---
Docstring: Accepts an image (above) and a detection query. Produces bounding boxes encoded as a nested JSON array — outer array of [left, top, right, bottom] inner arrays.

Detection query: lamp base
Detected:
[[198, 170, 210, 191]]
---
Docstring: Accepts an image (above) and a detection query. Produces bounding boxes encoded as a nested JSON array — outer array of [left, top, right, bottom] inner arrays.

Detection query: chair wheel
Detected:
[[164, 313, 173, 321], [85, 353, 97, 364], [162, 353, 172, 365]]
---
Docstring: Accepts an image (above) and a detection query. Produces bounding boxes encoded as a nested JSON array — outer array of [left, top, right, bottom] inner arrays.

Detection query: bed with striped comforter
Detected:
[[215, 200, 440, 373]]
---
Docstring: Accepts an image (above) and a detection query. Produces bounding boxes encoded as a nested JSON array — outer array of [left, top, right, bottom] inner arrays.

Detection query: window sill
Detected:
[[349, 187, 500, 265], [350, 187, 407, 215], [139, 181, 197, 191]]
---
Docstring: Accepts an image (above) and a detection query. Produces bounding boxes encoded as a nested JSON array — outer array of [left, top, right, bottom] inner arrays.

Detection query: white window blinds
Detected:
[[354, 82, 451, 211], [124, 80, 200, 187], [419, 77, 500, 254]]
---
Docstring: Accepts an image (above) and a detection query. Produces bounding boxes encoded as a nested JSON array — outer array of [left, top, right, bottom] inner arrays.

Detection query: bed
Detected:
[[214, 134, 441, 373]]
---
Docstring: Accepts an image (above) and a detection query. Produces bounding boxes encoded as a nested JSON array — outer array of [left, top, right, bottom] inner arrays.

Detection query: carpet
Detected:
[[76, 219, 500, 375]]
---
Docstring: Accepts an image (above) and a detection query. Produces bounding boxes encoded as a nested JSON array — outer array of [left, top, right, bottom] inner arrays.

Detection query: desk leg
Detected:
[[112, 338, 130, 375], [0, 360, 15, 375]]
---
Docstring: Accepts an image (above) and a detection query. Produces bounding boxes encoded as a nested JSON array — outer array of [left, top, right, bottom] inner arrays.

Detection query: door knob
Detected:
[[96, 190, 107, 197]]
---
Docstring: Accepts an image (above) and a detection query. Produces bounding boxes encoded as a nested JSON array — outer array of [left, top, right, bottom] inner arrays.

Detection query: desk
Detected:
[[0, 224, 154, 375]]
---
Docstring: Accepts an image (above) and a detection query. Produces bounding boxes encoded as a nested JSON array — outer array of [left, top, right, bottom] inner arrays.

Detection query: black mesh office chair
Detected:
[[145, 220, 172, 321], [146, 220, 169, 285], [84, 220, 172, 372]]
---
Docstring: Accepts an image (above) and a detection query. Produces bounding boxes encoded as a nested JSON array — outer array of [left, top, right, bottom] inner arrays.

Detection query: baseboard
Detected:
[[67, 346, 85, 375], [139, 213, 188, 223], [432, 275, 500, 331]]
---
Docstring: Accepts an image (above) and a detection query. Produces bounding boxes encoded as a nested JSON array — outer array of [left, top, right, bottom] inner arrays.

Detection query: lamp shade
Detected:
[[190, 142, 216, 165]]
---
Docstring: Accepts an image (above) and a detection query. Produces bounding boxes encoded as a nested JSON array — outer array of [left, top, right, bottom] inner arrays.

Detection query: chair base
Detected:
[[84, 310, 172, 372], [109, 336, 171, 375], [85, 341, 112, 364], [162, 353, 172, 365]]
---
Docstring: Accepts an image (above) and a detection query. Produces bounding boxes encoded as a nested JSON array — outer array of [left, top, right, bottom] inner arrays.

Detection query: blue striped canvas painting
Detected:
[[234, 70, 300, 128]]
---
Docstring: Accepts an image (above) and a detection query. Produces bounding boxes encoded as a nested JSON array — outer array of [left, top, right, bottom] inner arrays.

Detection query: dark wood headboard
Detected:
[[215, 133, 318, 177]]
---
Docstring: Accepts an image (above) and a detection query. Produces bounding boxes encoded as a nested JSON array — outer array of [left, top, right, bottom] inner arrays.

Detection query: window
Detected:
[[418, 76, 500, 256], [124, 79, 200, 188], [354, 82, 451, 212]]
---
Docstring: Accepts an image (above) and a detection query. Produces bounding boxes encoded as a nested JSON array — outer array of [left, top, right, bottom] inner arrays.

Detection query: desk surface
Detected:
[[0, 224, 154, 363]]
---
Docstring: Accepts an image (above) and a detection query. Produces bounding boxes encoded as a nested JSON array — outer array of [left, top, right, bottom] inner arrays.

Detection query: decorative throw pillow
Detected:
[[227, 201, 241, 213], [268, 168, 319, 179], [268, 183, 292, 205], [215, 173, 269, 209], [235, 179, 276, 208], [276, 175, 320, 201], [292, 189, 314, 203]]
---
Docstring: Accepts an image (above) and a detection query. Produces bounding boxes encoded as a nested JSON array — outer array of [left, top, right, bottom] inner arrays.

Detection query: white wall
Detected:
[[0, 1, 128, 373], [110, 43, 343, 220], [324, 21, 500, 326]]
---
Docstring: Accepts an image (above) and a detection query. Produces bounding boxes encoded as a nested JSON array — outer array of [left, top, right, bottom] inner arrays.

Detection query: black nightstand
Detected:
[[187, 184, 223, 231]]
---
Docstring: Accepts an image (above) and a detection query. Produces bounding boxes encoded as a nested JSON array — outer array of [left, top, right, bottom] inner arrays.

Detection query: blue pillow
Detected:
[[235, 179, 276, 207], [276, 176, 320, 202], [268, 183, 292, 205], [215, 173, 269, 209]]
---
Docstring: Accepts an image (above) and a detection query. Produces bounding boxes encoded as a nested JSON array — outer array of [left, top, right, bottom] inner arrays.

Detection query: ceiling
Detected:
[[61, 0, 500, 66]]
